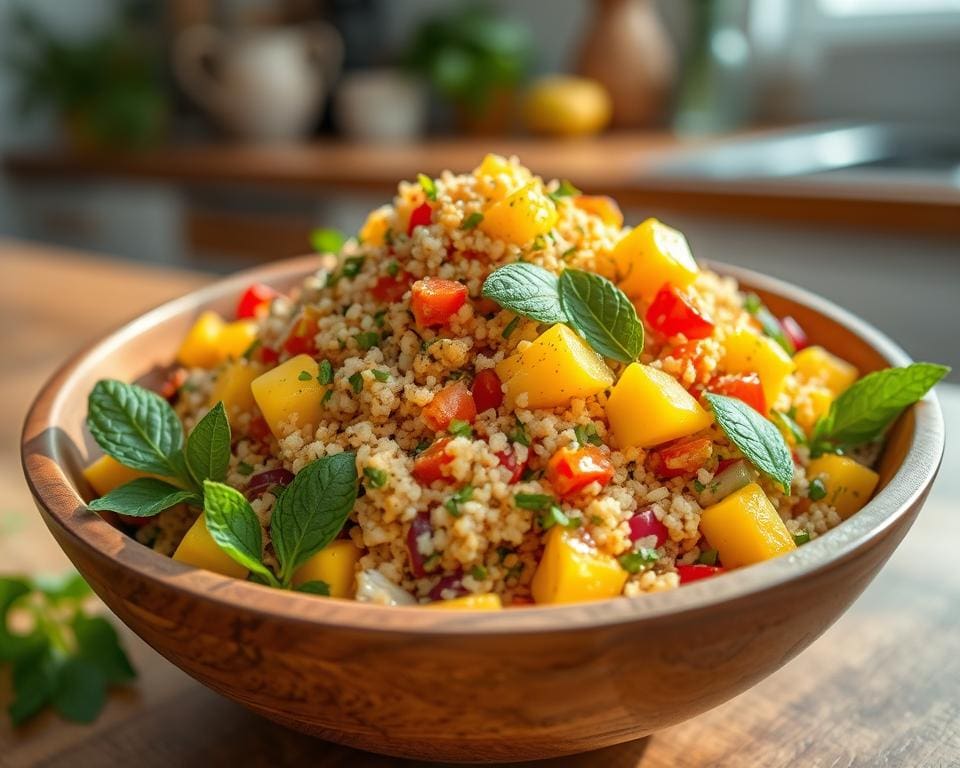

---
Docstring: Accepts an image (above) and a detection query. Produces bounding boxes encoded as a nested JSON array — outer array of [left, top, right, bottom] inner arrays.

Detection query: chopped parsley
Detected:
[[372, 369, 391, 382], [808, 477, 827, 501], [470, 564, 488, 581], [539, 506, 569, 530], [373, 309, 387, 327], [502, 315, 521, 339], [509, 417, 531, 446], [363, 466, 389, 489], [574, 423, 603, 447], [317, 359, 334, 385], [520, 467, 543, 482], [387, 260, 400, 277], [531, 234, 547, 251], [348, 372, 363, 393], [242, 338, 261, 361], [619, 548, 658, 574], [356, 331, 380, 351], [237, 461, 254, 476], [514, 493, 554, 511], [298, 370, 312, 382], [448, 419, 473, 438], [461, 212, 484, 231], [413, 439, 431, 455], [342, 256, 365, 278], [445, 485, 473, 517], [692, 479, 706, 492], [698, 549, 719, 566], [321, 389, 334, 404], [793, 531, 811, 546]]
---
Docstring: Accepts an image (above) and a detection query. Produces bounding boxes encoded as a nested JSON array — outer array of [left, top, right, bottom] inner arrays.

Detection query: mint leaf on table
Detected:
[[86, 380, 188, 481], [9, 647, 57, 726], [51, 657, 107, 724], [481, 263, 566, 324], [271, 453, 358, 585], [705, 393, 794, 493], [811, 362, 950, 454], [202, 481, 277, 586], [72, 614, 137, 685], [558, 269, 644, 364], [294, 581, 331, 596], [185, 401, 231, 484], [88, 478, 200, 519]]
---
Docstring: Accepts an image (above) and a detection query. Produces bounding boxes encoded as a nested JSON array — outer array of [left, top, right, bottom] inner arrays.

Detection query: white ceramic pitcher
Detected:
[[174, 23, 343, 142]]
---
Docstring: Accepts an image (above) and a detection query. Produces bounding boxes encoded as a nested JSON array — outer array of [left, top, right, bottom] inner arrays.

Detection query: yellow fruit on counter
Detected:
[[807, 454, 879, 520], [531, 527, 627, 604], [524, 76, 612, 137], [292, 540, 363, 598], [699, 483, 796, 568], [424, 594, 503, 610]]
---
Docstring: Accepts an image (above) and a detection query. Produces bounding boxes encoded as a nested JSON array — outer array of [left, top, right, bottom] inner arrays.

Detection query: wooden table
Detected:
[[2, 241, 958, 767]]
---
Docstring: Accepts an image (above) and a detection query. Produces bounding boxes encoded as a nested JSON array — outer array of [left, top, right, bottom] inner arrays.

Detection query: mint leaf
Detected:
[[186, 401, 231, 484], [481, 263, 566, 324], [87, 380, 186, 479], [72, 614, 137, 685], [9, 646, 57, 726], [88, 478, 199, 518], [202, 481, 276, 584], [52, 657, 107, 724], [771, 410, 806, 446], [558, 269, 644, 364], [812, 362, 949, 452], [294, 580, 331, 596], [271, 453, 358, 584], [705, 393, 794, 493], [310, 227, 346, 254]]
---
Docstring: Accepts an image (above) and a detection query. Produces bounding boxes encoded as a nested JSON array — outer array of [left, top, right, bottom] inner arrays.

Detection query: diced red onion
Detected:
[[406, 513, 433, 577], [428, 573, 468, 601], [245, 468, 294, 500], [628, 505, 668, 547], [780, 316, 809, 351]]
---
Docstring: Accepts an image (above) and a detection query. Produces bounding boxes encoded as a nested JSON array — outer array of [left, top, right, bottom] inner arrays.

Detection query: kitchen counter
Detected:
[[3, 241, 958, 767]]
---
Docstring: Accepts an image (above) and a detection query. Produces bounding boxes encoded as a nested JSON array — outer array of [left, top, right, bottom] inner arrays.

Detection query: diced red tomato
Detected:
[[546, 445, 615, 498], [573, 195, 624, 228], [780, 315, 809, 351], [257, 345, 280, 365], [407, 202, 433, 236], [410, 278, 468, 328], [406, 513, 433, 577], [413, 437, 454, 483], [159, 367, 188, 401], [371, 272, 413, 303], [495, 448, 527, 483], [650, 437, 713, 479], [676, 564, 724, 584], [628, 506, 668, 546], [645, 284, 715, 340], [282, 309, 319, 356], [421, 381, 476, 432], [471, 369, 503, 413], [236, 283, 280, 319], [709, 372, 767, 414]]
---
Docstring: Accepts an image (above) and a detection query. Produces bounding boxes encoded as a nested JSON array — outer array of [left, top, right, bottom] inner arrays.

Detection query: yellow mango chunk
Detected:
[[292, 540, 363, 598], [218, 320, 258, 361], [699, 483, 796, 568], [495, 324, 614, 409], [723, 329, 795, 409], [794, 346, 859, 396], [795, 385, 834, 435], [473, 153, 531, 200], [608, 218, 699, 302], [424, 594, 503, 610], [173, 514, 249, 579], [807, 454, 879, 520], [177, 310, 225, 369], [250, 354, 325, 437], [606, 363, 713, 449], [480, 181, 558, 246], [532, 527, 628, 604], [208, 360, 263, 428], [83, 455, 155, 497], [359, 205, 392, 247]]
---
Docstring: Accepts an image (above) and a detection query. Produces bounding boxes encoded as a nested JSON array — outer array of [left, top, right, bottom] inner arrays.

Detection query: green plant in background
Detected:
[[2, 1, 168, 149], [404, 3, 532, 118], [1, 572, 136, 726]]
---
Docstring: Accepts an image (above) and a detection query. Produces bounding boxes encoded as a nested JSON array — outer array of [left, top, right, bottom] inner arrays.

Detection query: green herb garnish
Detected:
[[298, 370, 312, 381], [514, 493, 555, 511], [704, 393, 794, 493], [481, 263, 565, 324], [501, 315, 521, 339], [445, 485, 473, 517], [448, 419, 473, 438], [294, 581, 331, 595], [310, 227, 347, 254], [509, 417, 531, 446], [348, 372, 363, 393], [743, 292, 794, 354], [792, 531, 811, 546], [574, 423, 603, 447], [539, 505, 569, 529], [342, 256, 365, 278], [363, 466, 389, 489], [461, 211, 484, 231], [548, 179, 581, 202], [321, 389, 334, 404], [386, 260, 400, 277], [372, 369, 391, 382], [772, 409, 807, 446], [356, 331, 380, 351], [557, 269, 644, 364], [470, 565, 488, 580], [808, 477, 827, 501], [237, 461, 254, 476], [531, 234, 547, 251], [619, 548, 658, 574], [417, 173, 437, 201], [318, 359, 334, 385], [698, 549, 719, 566], [202, 480, 279, 586]]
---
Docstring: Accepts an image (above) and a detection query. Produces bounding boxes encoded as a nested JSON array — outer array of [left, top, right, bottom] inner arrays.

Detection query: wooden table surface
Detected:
[[2, 240, 958, 768]]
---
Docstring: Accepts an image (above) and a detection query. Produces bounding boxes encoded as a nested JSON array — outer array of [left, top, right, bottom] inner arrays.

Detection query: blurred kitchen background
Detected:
[[1, 0, 958, 376]]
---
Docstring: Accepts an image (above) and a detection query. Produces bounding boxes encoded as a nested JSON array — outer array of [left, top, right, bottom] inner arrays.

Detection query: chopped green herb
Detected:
[[384, 228, 394, 246], [317, 359, 334, 385], [417, 173, 437, 201], [515, 493, 555, 511], [496, 546, 512, 563], [531, 234, 547, 251], [590, 514, 604, 525], [342, 256, 365, 278], [808, 477, 827, 501], [373, 310, 387, 328], [310, 227, 347, 254], [242, 338, 261, 361], [447, 370, 465, 381], [237, 461, 254, 476], [356, 331, 380, 351], [539, 505, 569, 530], [448, 419, 473, 438], [574, 423, 603, 447], [520, 467, 543, 482], [387, 260, 400, 277], [321, 389, 334, 404], [692, 479, 706, 493], [445, 485, 473, 517], [619, 548, 658, 574], [461, 211, 484, 231], [363, 466, 389, 489], [565, 514, 583, 529], [413, 439, 431, 455], [698, 549, 719, 566], [470, 565, 488, 581], [348, 372, 363, 393], [298, 370, 312, 382], [509, 417, 531, 447], [372, 369, 391, 382], [501, 315, 521, 339], [793, 531, 811, 546], [548, 179, 581, 201]]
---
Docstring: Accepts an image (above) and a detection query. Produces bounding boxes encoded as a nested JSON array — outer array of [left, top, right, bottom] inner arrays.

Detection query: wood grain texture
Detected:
[[6, 134, 960, 234], [3, 243, 957, 766]]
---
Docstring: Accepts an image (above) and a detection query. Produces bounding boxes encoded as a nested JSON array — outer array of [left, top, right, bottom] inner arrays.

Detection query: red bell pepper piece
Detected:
[[407, 202, 433, 236], [676, 564, 724, 584], [413, 437, 454, 483], [645, 283, 715, 340], [546, 445, 615, 498], [709, 372, 767, 414], [236, 283, 280, 319], [282, 309, 319, 356], [371, 272, 413, 303], [410, 278, 468, 328]]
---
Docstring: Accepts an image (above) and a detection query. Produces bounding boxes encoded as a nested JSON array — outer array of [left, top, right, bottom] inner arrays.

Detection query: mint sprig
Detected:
[[1, 572, 135, 727], [811, 362, 949, 454], [88, 478, 200, 518], [481, 263, 565, 324], [705, 393, 794, 493]]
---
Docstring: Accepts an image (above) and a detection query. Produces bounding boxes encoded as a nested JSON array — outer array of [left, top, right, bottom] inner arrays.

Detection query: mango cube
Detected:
[[250, 354, 325, 437], [218, 320, 258, 361], [793, 346, 859, 396], [480, 181, 558, 246], [173, 514, 249, 579], [83, 455, 155, 497], [208, 360, 263, 428], [292, 540, 363, 598], [531, 527, 628, 604], [606, 363, 713, 449], [608, 218, 699, 302], [178, 310, 225, 369], [359, 205, 392, 247], [699, 482, 796, 568], [424, 594, 503, 611], [473, 153, 531, 200], [807, 454, 879, 520], [722, 329, 795, 409], [495, 324, 614, 409], [795, 385, 834, 435]]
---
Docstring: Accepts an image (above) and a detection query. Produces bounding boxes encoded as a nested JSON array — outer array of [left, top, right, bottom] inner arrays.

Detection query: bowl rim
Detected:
[[21, 256, 945, 636]]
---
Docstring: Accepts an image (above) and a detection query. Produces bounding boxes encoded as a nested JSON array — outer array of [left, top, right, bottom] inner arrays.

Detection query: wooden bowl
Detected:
[[21, 257, 944, 763]]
